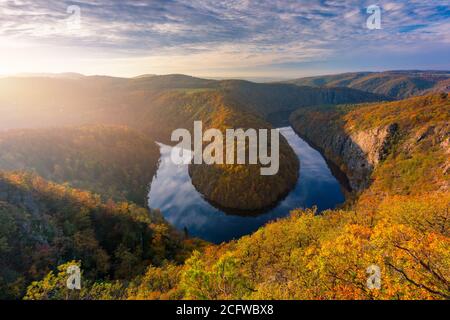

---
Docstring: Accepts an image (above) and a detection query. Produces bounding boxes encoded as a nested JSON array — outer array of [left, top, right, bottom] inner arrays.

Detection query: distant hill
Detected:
[[217, 80, 388, 120], [0, 73, 388, 131], [285, 70, 450, 99], [133, 74, 157, 79], [131, 74, 216, 91]]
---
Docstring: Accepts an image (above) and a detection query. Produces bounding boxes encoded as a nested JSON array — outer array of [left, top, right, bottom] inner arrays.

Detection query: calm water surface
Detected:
[[148, 127, 345, 243]]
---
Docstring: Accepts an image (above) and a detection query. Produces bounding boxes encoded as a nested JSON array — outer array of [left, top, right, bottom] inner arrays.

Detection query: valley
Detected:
[[1, 0, 449, 305], [0, 74, 386, 211], [0, 71, 448, 300]]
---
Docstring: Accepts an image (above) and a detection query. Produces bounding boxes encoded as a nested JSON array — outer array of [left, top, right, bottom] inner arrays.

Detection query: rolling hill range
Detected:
[[285, 70, 450, 99], [0, 74, 387, 133], [0, 74, 387, 211]]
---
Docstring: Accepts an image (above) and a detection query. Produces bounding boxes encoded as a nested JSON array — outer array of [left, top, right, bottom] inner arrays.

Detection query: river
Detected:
[[148, 126, 345, 243]]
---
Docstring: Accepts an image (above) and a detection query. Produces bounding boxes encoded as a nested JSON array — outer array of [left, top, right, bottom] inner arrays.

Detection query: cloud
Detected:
[[0, 0, 448, 76]]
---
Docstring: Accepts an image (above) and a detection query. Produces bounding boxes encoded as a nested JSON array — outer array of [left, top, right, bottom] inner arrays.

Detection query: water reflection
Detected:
[[148, 127, 345, 243]]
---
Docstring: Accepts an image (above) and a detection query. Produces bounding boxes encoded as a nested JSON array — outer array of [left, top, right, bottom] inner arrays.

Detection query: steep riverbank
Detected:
[[289, 94, 449, 198], [290, 109, 398, 192]]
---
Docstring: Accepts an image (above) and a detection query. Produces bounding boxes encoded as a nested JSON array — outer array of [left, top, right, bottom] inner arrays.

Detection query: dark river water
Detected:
[[148, 127, 345, 243]]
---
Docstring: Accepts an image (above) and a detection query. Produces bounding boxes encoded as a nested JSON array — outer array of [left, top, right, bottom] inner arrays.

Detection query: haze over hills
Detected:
[[0, 73, 388, 210], [285, 70, 450, 99], [8, 72, 87, 79], [0, 73, 387, 131]]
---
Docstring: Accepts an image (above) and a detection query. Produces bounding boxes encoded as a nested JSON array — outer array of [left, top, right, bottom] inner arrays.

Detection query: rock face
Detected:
[[291, 94, 449, 195], [290, 111, 398, 191]]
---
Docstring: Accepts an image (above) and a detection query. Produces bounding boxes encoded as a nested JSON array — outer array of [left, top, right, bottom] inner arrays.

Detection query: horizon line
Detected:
[[1, 68, 450, 82]]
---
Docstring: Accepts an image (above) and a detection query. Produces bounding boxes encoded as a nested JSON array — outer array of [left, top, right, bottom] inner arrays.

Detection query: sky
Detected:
[[0, 0, 449, 79]]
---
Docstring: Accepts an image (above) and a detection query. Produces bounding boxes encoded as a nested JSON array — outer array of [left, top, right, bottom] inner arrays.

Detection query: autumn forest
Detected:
[[0, 70, 448, 301]]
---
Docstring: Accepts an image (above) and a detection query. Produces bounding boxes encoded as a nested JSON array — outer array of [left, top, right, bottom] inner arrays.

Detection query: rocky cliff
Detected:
[[290, 110, 398, 191], [289, 94, 449, 195]]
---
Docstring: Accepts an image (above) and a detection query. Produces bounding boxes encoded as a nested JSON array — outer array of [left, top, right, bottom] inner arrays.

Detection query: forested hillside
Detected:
[[0, 125, 160, 206], [186, 92, 299, 210], [218, 80, 388, 119], [290, 94, 449, 196], [1, 76, 447, 300], [25, 187, 450, 300], [26, 92, 448, 300], [0, 172, 204, 299], [286, 70, 450, 99]]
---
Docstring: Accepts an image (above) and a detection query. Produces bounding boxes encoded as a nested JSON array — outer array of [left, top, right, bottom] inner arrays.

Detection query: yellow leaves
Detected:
[[24, 261, 81, 300], [177, 191, 449, 300], [371, 219, 450, 299], [376, 193, 450, 233], [341, 94, 449, 132], [18, 185, 447, 300], [126, 264, 183, 300], [180, 250, 252, 300]]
